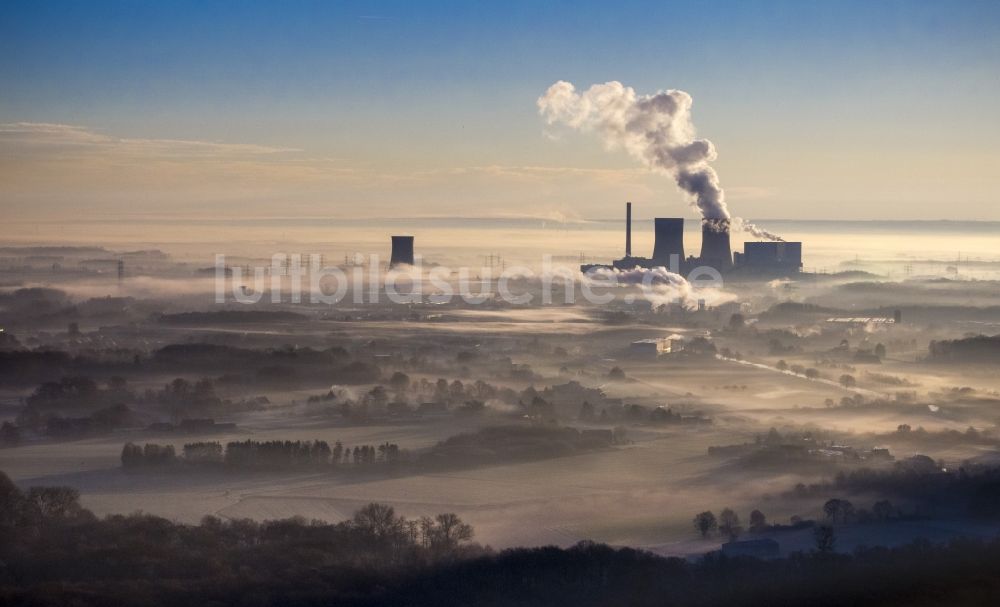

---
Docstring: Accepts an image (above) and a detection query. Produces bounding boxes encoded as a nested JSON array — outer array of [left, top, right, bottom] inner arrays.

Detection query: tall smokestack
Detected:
[[652, 218, 684, 266], [625, 202, 632, 257], [699, 219, 732, 269], [389, 235, 414, 268]]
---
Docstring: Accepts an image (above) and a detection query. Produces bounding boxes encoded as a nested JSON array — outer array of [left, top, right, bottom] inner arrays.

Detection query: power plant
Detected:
[[652, 217, 685, 266], [582, 203, 803, 277], [389, 235, 415, 268]]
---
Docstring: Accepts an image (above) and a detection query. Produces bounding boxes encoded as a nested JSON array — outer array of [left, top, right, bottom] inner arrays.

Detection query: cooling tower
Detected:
[[651, 218, 685, 265], [389, 235, 414, 267], [699, 219, 732, 268]]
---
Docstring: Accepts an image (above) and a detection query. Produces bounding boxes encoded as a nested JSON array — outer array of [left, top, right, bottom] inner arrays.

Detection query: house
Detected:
[[629, 339, 664, 358], [630, 334, 687, 358]]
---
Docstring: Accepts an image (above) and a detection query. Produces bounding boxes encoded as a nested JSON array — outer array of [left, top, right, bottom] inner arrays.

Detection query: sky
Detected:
[[2, 0, 999, 223]]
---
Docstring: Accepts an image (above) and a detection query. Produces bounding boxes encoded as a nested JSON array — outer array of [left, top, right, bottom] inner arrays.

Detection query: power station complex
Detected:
[[386, 203, 801, 277], [581, 203, 803, 277]]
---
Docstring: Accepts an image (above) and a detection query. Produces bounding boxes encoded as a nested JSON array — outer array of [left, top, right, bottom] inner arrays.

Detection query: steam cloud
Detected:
[[584, 265, 735, 310], [733, 217, 784, 241], [538, 80, 782, 241]]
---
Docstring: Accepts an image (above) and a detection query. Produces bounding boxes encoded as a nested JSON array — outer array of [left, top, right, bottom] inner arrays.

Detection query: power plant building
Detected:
[[582, 203, 803, 277], [734, 241, 802, 273]]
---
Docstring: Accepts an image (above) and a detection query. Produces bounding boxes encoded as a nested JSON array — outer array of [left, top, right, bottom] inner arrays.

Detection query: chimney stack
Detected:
[[652, 218, 685, 266], [625, 202, 632, 258], [389, 235, 415, 268]]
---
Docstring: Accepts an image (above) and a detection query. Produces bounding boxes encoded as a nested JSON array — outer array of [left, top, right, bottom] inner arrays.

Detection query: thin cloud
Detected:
[[0, 122, 672, 220], [0, 122, 300, 158]]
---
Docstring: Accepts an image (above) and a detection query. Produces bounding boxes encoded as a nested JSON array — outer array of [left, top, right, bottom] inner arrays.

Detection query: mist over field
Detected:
[[4, 1, 1000, 605], [6, 205, 1000, 607], [4, 220, 1000, 551]]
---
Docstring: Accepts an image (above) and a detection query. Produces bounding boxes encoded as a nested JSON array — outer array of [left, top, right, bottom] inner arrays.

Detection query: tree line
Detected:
[[0, 470, 482, 605], [121, 439, 404, 470], [4, 469, 1000, 606], [788, 460, 1000, 519]]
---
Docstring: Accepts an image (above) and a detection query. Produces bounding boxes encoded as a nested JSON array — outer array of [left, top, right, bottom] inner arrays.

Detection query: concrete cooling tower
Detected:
[[699, 219, 732, 269], [652, 218, 685, 265], [389, 235, 414, 267]]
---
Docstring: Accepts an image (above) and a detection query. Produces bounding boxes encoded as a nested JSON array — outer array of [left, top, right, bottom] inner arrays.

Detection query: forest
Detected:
[[3, 471, 1000, 606]]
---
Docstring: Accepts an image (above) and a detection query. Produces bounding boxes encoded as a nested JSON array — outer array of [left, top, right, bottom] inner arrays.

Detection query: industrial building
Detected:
[[733, 241, 803, 274], [629, 334, 686, 358], [582, 203, 803, 277], [629, 339, 666, 357]]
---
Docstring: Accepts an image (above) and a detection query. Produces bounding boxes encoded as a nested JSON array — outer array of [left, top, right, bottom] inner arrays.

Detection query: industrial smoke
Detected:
[[537, 80, 782, 241]]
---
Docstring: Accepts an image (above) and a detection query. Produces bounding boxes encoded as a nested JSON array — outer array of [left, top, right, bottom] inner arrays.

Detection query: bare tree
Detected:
[[823, 498, 855, 524], [814, 524, 835, 554], [26, 486, 83, 519], [693, 511, 717, 538], [718, 508, 743, 541], [353, 502, 402, 539], [872, 500, 895, 521], [428, 513, 474, 552]]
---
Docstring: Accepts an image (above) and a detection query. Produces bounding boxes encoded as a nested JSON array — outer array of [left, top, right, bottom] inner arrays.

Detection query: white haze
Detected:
[[584, 265, 736, 310]]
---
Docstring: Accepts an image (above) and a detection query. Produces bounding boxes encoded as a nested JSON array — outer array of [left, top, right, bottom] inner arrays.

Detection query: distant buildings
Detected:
[[629, 334, 685, 358], [582, 203, 804, 277], [629, 338, 667, 357], [826, 317, 896, 325]]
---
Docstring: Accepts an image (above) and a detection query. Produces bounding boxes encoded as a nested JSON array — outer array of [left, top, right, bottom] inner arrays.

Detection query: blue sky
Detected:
[[2, 0, 999, 220]]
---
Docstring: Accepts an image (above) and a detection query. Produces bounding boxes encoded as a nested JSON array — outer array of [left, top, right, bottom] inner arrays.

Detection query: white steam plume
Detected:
[[734, 217, 785, 242], [584, 265, 735, 310], [538, 80, 782, 241]]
